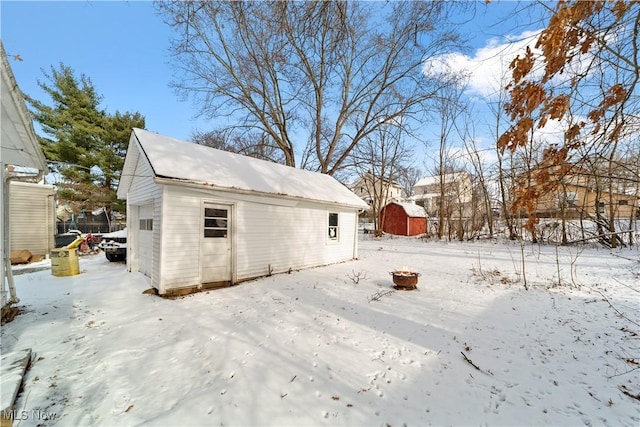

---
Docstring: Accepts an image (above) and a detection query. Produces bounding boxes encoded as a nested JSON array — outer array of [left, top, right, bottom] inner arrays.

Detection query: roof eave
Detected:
[[1, 42, 48, 173], [154, 176, 369, 210]]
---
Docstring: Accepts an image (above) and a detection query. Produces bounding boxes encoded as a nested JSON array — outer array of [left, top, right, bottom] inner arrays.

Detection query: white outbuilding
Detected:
[[117, 128, 369, 295], [2, 41, 49, 312]]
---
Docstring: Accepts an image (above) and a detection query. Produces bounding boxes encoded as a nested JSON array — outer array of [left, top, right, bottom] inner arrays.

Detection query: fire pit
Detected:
[[390, 270, 420, 290]]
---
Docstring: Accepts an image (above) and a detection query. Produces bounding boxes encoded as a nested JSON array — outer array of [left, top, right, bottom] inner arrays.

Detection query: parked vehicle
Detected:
[[98, 228, 127, 262]]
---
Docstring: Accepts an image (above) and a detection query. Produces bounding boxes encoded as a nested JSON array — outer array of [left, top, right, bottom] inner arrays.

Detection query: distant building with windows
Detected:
[[515, 167, 638, 219], [351, 173, 405, 207], [411, 171, 473, 217]]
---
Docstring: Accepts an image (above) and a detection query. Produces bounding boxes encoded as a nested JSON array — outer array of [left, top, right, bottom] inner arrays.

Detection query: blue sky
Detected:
[[2, 1, 211, 140], [1, 1, 545, 167]]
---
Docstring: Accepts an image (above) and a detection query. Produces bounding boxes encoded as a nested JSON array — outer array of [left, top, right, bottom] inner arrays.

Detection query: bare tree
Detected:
[[352, 123, 413, 236], [429, 80, 468, 239], [495, 147, 519, 240], [462, 123, 495, 238], [485, 67, 520, 240], [621, 139, 640, 246], [498, 0, 640, 237], [158, 1, 464, 174], [396, 166, 422, 200], [575, 139, 640, 248]]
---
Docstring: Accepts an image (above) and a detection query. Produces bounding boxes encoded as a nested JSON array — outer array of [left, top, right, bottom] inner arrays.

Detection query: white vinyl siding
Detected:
[[236, 202, 321, 279], [124, 152, 162, 290], [9, 182, 55, 256], [236, 203, 355, 280], [138, 203, 153, 277], [158, 188, 202, 289], [156, 185, 359, 291]]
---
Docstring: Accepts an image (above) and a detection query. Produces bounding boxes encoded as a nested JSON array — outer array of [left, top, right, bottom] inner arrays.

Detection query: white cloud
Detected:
[[420, 29, 610, 168], [446, 144, 499, 170], [532, 117, 566, 146], [425, 30, 543, 99]]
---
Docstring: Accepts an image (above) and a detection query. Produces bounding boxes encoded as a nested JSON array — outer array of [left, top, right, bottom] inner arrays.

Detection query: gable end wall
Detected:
[[125, 150, 162, 290]]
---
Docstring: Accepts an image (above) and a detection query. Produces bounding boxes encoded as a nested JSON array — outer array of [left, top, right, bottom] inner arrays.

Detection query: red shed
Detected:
[[380, 202, 427, 236]]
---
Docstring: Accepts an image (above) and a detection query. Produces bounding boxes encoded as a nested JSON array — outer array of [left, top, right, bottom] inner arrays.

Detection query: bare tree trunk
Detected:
[[464, 136, 493, 238], [487, 72, 517, 240], [159, 1, 464, 175], [457, 201, 464, 241], [607, 138, 619, 248], [352, 125, 412, 237], [559, 183, 568, 245], [497, 150, 517, 239], [438, 172, 445, 240]]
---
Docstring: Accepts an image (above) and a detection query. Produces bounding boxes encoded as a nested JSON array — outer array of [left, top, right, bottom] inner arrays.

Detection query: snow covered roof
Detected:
[[386, 202, 427, 218], [120, 128, 368, 209], [100, 228, 127, 239]]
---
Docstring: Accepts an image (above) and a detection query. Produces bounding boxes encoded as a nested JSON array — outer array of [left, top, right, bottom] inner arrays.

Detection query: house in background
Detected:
[[351, 172, 405, 232], [379, 202, 427, 236], [1, 41, 49, 313], [516, 167, 639, 220], [10, 181, 56, 256], [352, 173, 405, 207], [411, 171, 473, 217], [117, 128, 369, 296]]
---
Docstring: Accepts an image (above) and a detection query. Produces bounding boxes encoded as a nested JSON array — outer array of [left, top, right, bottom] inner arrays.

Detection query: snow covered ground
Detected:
[[2, 237, 639, 426]]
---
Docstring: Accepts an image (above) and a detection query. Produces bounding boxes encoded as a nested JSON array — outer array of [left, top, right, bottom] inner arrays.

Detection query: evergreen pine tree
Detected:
[[25, 64, 145, 223]]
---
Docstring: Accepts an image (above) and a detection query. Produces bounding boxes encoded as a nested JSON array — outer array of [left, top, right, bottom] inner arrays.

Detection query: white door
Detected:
[[138, 203, 153, 277], [201, 203, 231, 284]]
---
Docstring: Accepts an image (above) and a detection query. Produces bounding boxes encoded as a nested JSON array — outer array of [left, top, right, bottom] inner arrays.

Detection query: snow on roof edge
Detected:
[[132, 128, 369, 209], [385, 201, 428, 218]]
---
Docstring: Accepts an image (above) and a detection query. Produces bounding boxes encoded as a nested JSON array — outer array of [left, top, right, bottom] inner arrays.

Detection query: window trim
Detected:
[[203, 207, 228, 239], [328, 212, 339, 242], [139, 218, 153, 231]]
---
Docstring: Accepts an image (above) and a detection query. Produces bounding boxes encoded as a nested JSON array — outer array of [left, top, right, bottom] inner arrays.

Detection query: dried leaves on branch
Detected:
[[498, 1, 639, 231]]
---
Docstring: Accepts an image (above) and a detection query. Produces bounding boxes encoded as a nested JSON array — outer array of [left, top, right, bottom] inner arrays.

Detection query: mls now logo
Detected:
[[1, 409, 57, 422]]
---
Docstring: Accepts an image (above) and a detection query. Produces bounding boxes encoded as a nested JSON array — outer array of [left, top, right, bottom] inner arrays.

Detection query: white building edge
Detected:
[[1, 41, 49, 312], [117, 128, 369, 295]]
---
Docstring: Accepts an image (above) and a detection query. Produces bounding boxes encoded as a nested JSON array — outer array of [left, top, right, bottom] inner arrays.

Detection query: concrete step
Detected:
[[0, 348, 32, 427]]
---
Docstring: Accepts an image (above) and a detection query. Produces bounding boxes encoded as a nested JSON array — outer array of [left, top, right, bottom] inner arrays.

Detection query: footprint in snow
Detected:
[[111, 391, 132, 416]]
